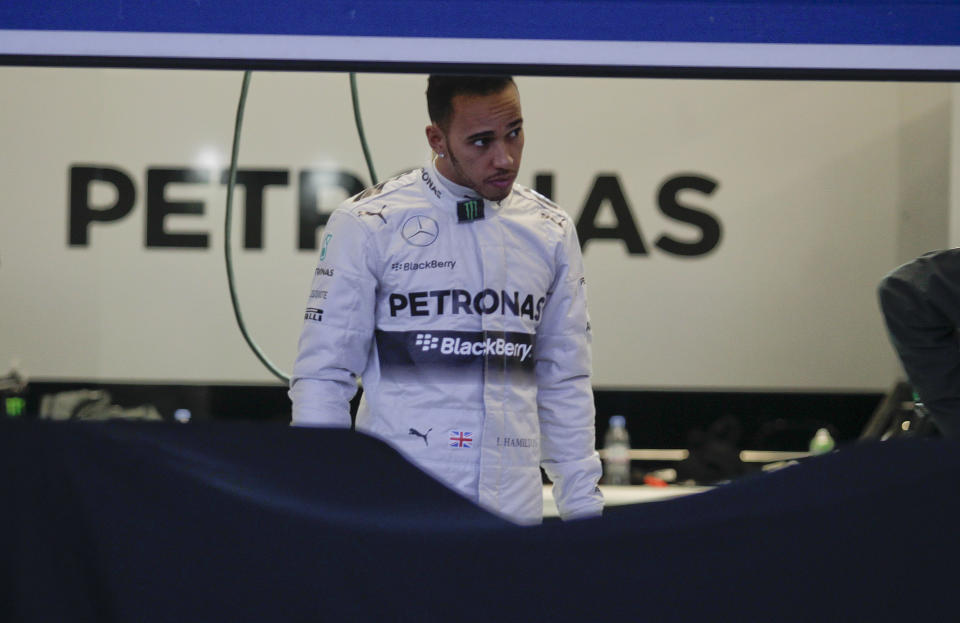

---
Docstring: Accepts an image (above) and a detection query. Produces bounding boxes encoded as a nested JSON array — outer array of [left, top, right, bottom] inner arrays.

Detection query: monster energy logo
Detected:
[[457, 199, 484, 222]]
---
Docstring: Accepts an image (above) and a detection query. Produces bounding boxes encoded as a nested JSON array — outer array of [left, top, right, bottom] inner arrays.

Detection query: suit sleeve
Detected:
[[289, 208, 379, 427], [536, 222, 604, 520]]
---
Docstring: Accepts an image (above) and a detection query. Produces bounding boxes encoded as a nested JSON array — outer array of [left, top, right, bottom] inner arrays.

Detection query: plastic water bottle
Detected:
[[603, 415, 631, 485], [808, 428, 835, 455]]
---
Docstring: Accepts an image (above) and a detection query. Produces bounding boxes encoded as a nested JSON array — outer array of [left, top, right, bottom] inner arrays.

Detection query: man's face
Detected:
[[428, 84, 524, 202]]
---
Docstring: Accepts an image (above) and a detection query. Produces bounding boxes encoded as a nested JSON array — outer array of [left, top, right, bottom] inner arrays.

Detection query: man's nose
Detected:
[[491, 141, 514, 168]]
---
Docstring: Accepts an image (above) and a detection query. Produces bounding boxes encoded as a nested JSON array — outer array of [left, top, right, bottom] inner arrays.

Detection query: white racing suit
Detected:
[[289, 162, 603, 524]]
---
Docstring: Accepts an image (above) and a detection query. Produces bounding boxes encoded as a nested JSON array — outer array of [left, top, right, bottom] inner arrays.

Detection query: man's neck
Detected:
[[431, 158, 481, 200]]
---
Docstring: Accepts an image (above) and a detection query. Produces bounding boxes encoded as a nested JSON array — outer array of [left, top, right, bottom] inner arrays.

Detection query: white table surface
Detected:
[[542, 484, 711, 518]]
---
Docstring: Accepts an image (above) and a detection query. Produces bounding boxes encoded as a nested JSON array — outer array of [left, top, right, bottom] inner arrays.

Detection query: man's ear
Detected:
[[425, 123, 445, 155]]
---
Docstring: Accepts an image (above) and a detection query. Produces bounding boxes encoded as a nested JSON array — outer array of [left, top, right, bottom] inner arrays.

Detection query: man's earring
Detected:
[[438, 152, 445, 158]]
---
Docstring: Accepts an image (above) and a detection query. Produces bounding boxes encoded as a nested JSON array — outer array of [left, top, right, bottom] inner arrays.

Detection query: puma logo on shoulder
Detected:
[[358, 205, 388, 223]]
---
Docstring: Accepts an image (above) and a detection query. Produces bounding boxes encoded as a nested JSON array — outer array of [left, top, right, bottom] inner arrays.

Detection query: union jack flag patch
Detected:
[[449, 430, 473, 449]]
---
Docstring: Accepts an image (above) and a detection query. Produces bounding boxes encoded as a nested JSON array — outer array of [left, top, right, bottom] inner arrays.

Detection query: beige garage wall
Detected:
[[0, 68, 951, 390]]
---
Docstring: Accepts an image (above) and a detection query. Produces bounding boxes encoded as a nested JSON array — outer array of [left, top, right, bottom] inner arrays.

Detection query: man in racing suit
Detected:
[[290, 76, 603, 525]]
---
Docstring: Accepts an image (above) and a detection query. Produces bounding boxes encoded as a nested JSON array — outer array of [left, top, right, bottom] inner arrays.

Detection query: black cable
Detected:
[[224, 71, 290, 384], [350, 72, 379, 186]]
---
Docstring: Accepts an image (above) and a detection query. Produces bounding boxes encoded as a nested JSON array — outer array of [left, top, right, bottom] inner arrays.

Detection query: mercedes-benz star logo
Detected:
[[401, 215, 439, 247]]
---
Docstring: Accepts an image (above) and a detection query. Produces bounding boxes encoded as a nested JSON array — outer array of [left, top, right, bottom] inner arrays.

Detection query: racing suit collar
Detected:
[[422, 160, 504, 216]]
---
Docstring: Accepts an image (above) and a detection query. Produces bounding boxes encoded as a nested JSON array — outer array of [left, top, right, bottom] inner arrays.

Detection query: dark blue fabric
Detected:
[[1, 420, 957, 621], [2, 1, 960, 45]]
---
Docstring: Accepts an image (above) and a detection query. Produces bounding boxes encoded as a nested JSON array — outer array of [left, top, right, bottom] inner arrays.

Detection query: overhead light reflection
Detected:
[[194, 146, 223, 170]]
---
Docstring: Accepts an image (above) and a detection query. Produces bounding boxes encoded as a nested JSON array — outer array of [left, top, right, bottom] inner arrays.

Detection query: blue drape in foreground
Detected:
[[1, 421, 957, 621]]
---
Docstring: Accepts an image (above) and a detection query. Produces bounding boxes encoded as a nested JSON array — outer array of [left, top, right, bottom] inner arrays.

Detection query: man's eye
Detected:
[[509, 128, 522, 138], [472, 138, 489, 147]]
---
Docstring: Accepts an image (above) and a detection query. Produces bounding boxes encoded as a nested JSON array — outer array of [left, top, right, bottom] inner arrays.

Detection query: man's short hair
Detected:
[[426, 75, 515, 130]]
